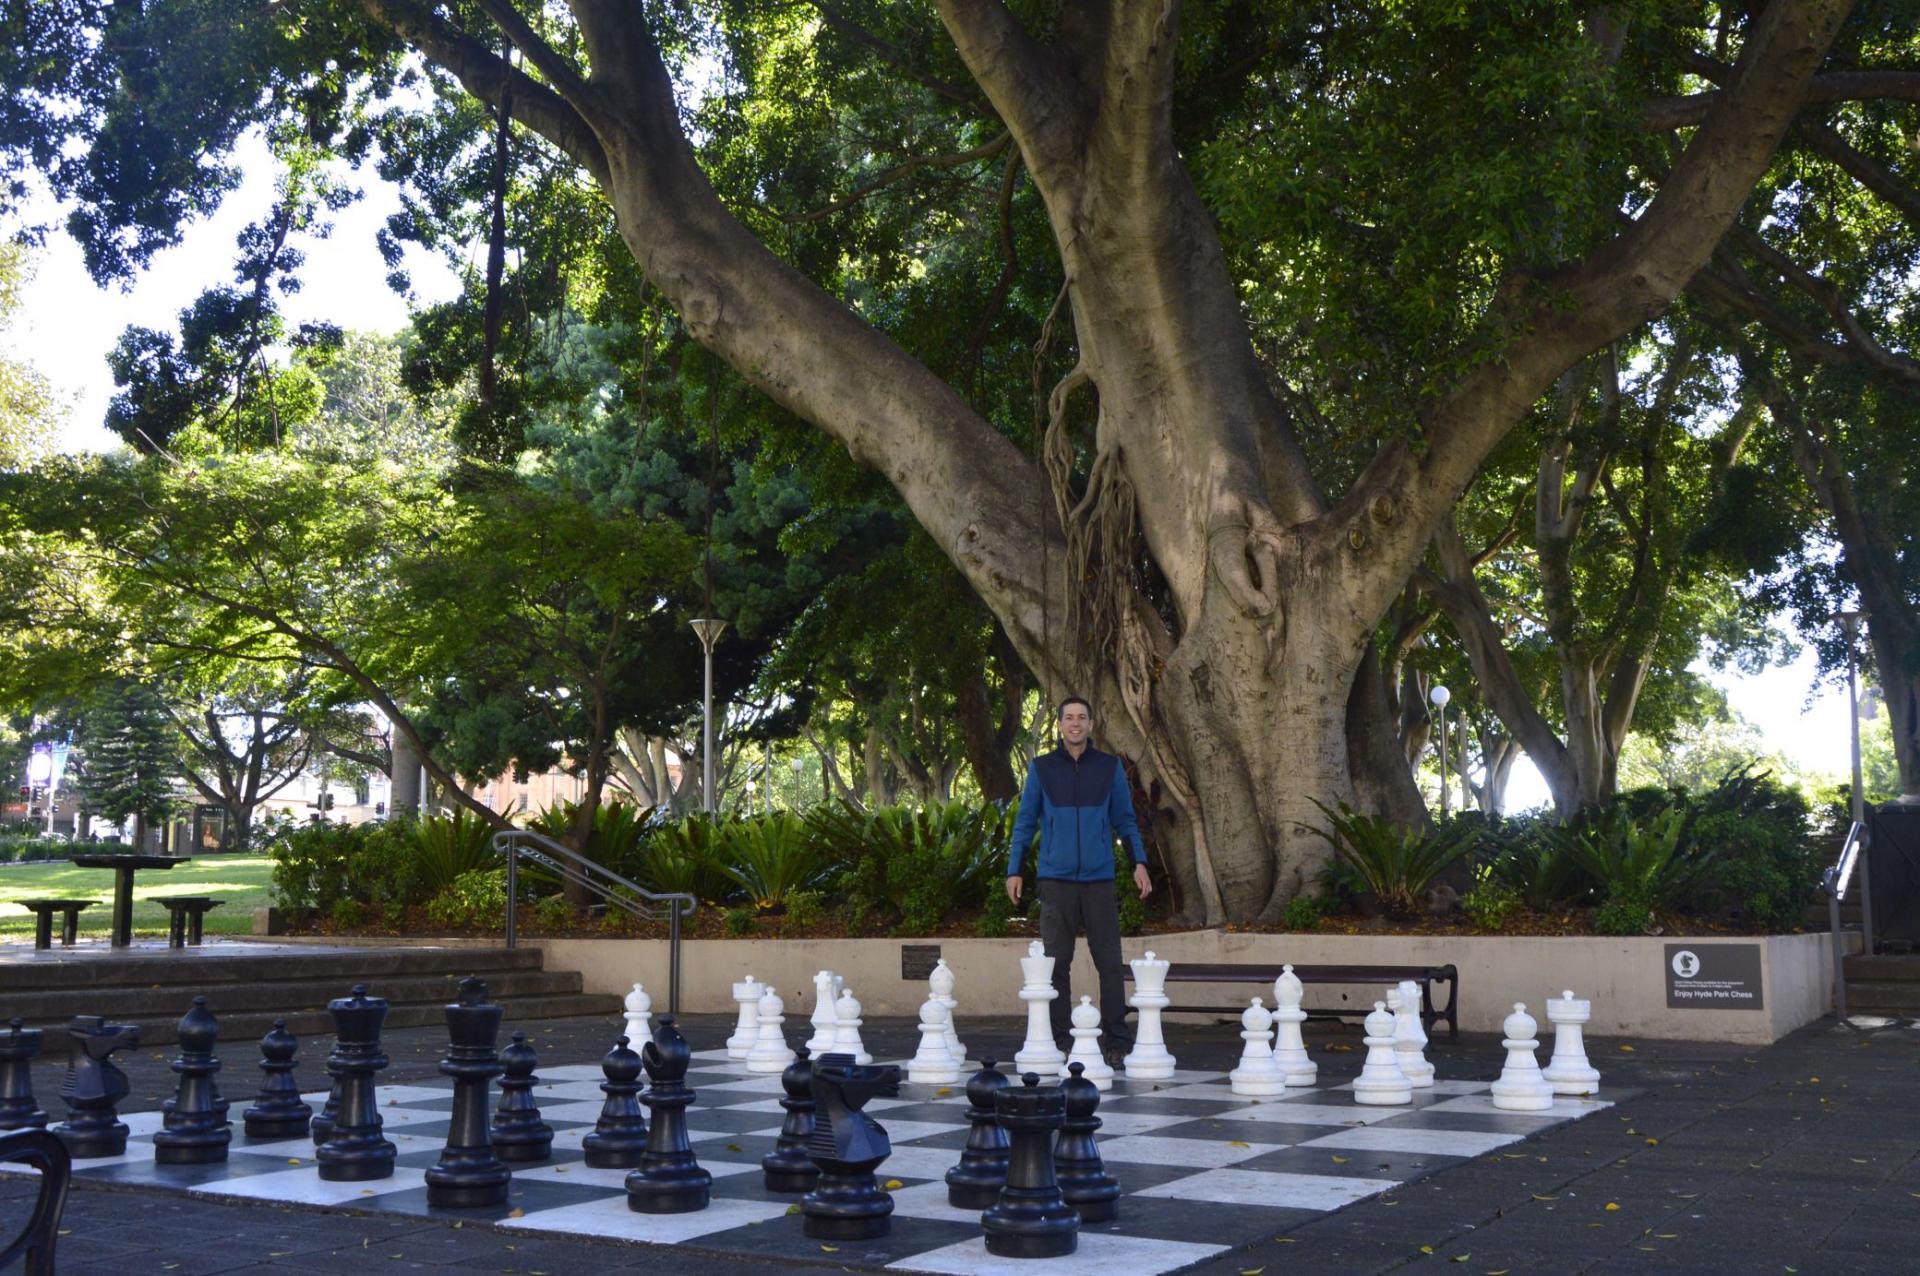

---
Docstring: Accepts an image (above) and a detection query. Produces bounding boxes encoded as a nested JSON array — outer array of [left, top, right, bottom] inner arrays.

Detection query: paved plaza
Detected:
[[5, 1008, 1918, 1274]]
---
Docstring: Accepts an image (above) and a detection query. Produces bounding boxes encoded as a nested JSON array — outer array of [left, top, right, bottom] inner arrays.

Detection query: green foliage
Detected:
[[1558, 805, 1707, 920], [1281, 894, 1324, 932], [642, 817, 737, 903], [1684, 770, 1821, 933], [807, 799, 1013, 936], [410, 810, 498, 897], [973, 884, 1015, 938], [1311, 801, 1472, 920], [265, 821, 364, 923], [328, 896, 365, 929], [1462, 873, 1522, 932], [425, 868, 507, 932], [782, 888, 824, 929], [723, 905, 756, 936], [531, 892, 574, 930], [0, 833, 76, 863], [1592, 893, 1654, 937], [1113, 847, 1146, 937], [1471, 813, 1591, 911], [719, 812, 825, 911]]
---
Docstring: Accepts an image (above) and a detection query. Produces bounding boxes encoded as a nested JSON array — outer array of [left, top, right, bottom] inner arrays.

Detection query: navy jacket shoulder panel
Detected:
[[1034, 745, 1116, 808]]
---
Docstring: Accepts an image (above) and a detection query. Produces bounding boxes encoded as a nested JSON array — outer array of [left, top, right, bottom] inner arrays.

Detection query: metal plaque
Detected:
[[900, 944, 942, 981], [1664, 943, 1764, 1010]]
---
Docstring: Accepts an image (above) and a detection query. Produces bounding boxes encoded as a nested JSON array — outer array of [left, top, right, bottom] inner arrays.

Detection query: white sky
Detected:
[[5, 133, 1857, 798]]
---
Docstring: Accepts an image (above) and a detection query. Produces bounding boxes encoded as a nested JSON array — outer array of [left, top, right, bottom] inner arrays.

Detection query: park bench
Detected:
[[158, 897, 223, 948], [19, 900, 93, 950], [1123, 961, 1459, 1039]]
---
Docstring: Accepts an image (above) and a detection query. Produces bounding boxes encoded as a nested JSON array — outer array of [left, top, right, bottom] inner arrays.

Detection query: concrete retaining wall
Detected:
[[537, 928, 1852, 1045]]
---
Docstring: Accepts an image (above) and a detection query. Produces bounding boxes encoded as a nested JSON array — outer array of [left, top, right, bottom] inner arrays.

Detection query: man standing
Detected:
[[1006, 697, 1153, 1054]]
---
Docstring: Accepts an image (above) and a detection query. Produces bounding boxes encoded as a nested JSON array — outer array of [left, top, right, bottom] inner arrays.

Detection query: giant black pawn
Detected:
[[945, 1056, 1011, 1208], [1055, 1062, 1119, 1222], [626, 1016, 711, 1213], [310, 1075, 342, 1146], [762, 1044, 818, 1193], [426, 976, 512, 1208], [243, 1020, 312, 1140], [0, 1019, 48, 1130], [153, 997, 232, 1164], [801, 1052, 902, 1241], [981, 1073, 1079, 1259], [490, 1031, 553, 1163], [315, 985, 397, 1182], [51, 1016, 140, 1159], [581, 1036, 648, 1169]]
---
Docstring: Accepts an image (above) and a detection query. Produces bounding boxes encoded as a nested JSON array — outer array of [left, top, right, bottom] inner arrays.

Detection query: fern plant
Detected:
[[718, 812, 828, 910], [1310, 800, 1471, 920], [1561, 804, 1708, 921], [411, 809, 498, 896]]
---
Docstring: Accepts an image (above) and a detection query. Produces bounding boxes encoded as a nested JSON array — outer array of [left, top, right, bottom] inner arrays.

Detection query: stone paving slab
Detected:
[[3, 1008, 1917, 1273]]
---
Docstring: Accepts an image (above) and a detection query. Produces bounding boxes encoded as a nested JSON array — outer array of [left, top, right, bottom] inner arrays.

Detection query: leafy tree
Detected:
[[0, 241, 58, 468], [74, 680, 179, 847], [5, 0, 1888, 923]]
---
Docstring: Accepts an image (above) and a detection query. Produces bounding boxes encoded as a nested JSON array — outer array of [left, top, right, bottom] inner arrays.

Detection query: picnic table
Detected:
[[67, 854, 190, 948]]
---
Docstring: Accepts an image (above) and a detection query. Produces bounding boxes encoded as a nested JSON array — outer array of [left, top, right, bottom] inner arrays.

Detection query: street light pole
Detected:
[[1430, 684, 1452, 816], [690, 618, 728, 817]]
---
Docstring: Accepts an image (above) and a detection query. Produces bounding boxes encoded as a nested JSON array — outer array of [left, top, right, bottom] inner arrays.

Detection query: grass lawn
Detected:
[[0, 854, 274, 938]]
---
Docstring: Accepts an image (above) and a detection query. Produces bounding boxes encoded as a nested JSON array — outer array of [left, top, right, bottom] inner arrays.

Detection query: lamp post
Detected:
[[1840, 610, 1874, 953], [1430, 684, 1452, 815], [790, 756, 804, 810], [690, 618, 728, 816]]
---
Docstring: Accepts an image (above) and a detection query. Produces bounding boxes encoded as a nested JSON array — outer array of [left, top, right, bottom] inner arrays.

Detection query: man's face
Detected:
[[1059, 703, 1092, 746]]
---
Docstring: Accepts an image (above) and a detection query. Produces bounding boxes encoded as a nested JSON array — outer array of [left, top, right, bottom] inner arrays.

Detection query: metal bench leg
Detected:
[[32, 912, 51, 951], [168, 909, 185, 949], [60, 910, 79, 947], [189, 910, 205, 945]]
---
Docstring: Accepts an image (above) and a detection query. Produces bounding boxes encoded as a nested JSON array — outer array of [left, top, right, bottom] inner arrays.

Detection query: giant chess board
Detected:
[[13, 1048, 1619, 1275]]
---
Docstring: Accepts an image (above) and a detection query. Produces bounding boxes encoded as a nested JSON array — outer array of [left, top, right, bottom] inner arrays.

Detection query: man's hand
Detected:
[[1133, 863, 1153, 899], [1006, 875, 1023, 905]]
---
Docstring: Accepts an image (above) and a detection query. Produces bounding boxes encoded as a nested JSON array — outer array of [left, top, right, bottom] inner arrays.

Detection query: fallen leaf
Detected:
[[725, 1143, 743, 1152], [1645, 1138, 1660, 1146], [1656, 1233, 1678, 1239], [1228, 1140, 1250, 1148], [508, 1207, 524, 1218], [1619, 1044, 1635, 1053], [935, 1088, 953, 1097], [820, 1245, 839, 1253], [884, 1179, 904, 1190], [1239, 1268, 1265, 1275], [1331, 1155, 1349, 1164], [1530, 1194, 1558, 1201], [1420, 1246, 1435, 1255], [286, 1158, 301, 1165], [1808, 1077, 1820, 1084], [1605, 1203, 1621, 1212], [786, 1204, 801, 1216]]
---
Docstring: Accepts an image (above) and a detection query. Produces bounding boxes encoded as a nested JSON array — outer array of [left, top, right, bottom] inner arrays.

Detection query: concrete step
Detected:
[[1840, 981, 1920, 1013], [1844, 954, 1920, 981], [0, 944, 544, 992], [0, 968, 585, 1025]]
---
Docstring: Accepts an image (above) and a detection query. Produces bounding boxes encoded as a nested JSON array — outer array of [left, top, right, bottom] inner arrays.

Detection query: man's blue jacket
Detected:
[[1006, 744, 1146, 882]]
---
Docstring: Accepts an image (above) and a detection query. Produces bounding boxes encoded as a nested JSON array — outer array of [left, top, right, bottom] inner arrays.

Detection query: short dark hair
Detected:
[[1056, 696, 1092, 719]]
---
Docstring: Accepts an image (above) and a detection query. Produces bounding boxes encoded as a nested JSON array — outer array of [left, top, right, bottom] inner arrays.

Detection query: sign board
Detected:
[[1664, 943, 1764, 1010], [900, 944, 942, 981]]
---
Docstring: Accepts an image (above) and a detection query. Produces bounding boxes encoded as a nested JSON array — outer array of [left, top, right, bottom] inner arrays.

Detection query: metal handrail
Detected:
[[1823, 820, 1873, 1020], [493, 828, 696, 1013]]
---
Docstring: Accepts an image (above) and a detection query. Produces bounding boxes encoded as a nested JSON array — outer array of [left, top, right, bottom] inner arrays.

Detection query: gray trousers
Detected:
[[1038, 878, 1130, 1047]]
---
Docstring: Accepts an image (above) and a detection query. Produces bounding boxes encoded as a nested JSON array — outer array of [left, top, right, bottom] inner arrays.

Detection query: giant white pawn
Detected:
[[929, 958, 967, 1067], [1229, 998, 1286, 1097], [1352, 1001, 1413, 1106], [830, 987, 873, 1064], [1059, 996, 1114, 1090], [1389, 982, 1435, 1088], [1270, 964, 1316, 1087], [747, 986, 795, 1073], [1541, 990, 1601, 1096], [727, 975, 761, 1059], [622, 982, 652, 1049], [1124, 950, 1177, 1080], [1491, 1002, 1555, 1112], [907, 997, 963, 1084], [1013, 940, 1064, 1070], [805, 970, 840, 1055]]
